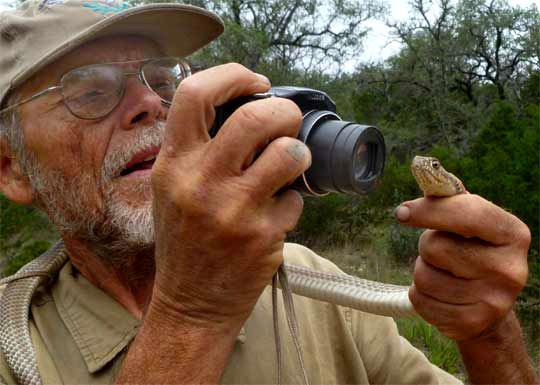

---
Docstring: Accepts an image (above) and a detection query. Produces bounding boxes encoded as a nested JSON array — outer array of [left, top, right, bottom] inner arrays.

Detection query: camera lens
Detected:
[[210, 86, 385, 196], [354, 143, 369, 180], [296, 111, 385, 195]]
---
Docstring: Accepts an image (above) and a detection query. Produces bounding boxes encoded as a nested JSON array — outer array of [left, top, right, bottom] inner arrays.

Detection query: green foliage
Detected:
[[367, 156, 420, 208], [524, 249, 540, 301], [520, 71, 540, 106], [292, 194, 373, 247], [1, 194, 33, 236], [460, 103, 539, 251], [0, 195, 58, 276], [458, 102, 540, 298], [396, 317, 462, 375], [387, 223, 422, 264], [3, 240, 51, 276], [0, 195, 49, 243]]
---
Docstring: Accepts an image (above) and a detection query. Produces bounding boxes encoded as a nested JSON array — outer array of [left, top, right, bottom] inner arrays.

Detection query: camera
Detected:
[[210, 86, 385, 196]]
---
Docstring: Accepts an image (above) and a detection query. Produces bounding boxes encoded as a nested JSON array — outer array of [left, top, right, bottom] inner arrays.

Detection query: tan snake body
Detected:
[[0, 156, 465, 385], [284, 155, 466, 318]]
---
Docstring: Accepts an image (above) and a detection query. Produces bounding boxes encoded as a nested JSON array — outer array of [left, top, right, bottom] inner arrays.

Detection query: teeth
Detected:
[[142, 155, 156, 162]]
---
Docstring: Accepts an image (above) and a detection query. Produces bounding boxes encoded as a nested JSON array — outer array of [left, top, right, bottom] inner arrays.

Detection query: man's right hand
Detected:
[[149, 63, 311, 329], [116, 63, 311, 385]]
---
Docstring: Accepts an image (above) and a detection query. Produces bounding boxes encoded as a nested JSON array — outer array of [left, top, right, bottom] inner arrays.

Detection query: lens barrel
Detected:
[[211, 86, 386, 196], [295, 110, 385, 195]]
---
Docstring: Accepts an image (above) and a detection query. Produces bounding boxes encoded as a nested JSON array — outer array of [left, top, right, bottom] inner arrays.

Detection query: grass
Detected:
[[395, 317, 463, 376]]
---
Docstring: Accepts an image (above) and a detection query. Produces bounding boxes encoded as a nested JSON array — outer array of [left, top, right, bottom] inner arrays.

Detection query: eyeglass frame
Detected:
[[0, 57, 192, 120]]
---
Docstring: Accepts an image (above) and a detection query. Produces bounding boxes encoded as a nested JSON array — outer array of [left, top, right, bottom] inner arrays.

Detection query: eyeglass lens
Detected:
[[141, 58, 187, 103], [60, 58, 189, 120]]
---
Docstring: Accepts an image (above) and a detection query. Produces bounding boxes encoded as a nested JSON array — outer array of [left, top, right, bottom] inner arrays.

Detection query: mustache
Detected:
[[101, 121, 166, 181]]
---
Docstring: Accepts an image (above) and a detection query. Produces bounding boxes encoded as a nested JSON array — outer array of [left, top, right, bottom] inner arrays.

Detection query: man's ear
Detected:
[[0, 139, 33, 205]]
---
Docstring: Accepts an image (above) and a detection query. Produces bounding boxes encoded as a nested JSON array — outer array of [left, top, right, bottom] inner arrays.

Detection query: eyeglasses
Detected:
[[0, 57, 192, 120]]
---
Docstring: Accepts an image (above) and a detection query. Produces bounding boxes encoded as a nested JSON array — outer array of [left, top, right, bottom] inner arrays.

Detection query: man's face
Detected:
[[17, 36, 168, 258]]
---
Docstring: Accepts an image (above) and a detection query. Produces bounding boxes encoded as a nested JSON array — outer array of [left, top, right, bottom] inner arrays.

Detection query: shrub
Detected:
[[388, 223, 422, 264], [4, 240, 51, 276]]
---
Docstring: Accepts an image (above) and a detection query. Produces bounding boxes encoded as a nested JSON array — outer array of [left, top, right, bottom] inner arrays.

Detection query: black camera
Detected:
[[210, 86, 385, 196]]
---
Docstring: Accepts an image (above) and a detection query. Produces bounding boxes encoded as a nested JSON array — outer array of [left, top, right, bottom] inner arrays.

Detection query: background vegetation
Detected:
[[1, 0, 538, 378]]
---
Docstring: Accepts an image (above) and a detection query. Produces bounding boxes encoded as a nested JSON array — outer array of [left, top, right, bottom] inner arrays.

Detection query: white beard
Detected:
[[21, 121, 166, 260], [105, 181, 155, 247]]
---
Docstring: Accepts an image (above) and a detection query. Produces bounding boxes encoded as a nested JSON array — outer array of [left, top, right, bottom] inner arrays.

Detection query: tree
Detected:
[[454, 0, 540, 100], [126, 0, 386, 79], [352, 0, 539, 157], [384, 0, 539, 102]]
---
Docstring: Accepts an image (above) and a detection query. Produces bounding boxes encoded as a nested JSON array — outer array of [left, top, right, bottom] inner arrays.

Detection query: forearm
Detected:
[[458, 311, 537, 384], [115, 304, 242, 384]]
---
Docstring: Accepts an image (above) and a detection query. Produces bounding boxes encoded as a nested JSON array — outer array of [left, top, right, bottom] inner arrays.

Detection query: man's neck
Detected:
[[62, 236, 155, 320]]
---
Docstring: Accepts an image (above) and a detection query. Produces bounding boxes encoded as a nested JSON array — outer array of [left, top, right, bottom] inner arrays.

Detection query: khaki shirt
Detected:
[[0, 243, 461, 384]]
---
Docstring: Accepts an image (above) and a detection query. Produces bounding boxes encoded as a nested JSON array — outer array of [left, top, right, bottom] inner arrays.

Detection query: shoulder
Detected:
[[283, 242, 344, 274]]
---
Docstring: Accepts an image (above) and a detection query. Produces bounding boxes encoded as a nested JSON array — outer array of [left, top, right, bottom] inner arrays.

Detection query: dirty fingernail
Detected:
[[395, 205, 411, 222], [287, 142, 308, 162]]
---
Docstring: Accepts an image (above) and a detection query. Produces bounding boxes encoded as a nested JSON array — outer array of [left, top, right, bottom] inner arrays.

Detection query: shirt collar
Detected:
[[51, 260, 247, 374], [52, 261, 140, 373]]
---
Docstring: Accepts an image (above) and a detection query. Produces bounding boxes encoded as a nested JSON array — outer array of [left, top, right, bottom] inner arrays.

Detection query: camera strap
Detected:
[[272, 264, 310, 385]]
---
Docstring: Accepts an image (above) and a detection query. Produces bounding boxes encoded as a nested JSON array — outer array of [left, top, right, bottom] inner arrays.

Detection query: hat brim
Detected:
[[11, 4, 224, 93]]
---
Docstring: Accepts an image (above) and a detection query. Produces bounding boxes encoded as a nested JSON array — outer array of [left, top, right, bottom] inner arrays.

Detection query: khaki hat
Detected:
[[0, 0, 224, 106]]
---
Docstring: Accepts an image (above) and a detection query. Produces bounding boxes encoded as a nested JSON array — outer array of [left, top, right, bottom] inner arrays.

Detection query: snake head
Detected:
[[411, 156, 465, 197]]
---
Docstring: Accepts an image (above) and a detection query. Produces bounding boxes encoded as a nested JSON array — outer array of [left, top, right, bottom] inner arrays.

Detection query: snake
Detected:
[[0, 155, 465, 385], [283, 155, 466, 318]]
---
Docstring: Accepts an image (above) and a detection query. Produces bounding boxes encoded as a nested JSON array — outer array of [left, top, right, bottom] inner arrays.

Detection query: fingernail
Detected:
[[256, 73, 271, 85], [287, 142, 308, 162], [395, 205, 411, 222]]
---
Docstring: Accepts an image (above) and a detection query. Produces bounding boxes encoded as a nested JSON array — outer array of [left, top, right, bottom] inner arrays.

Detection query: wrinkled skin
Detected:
[[396, 196, 536, 384], [396, 196, 530, 341], [0, 34, 535, 384], [150, 64, 310, 326]]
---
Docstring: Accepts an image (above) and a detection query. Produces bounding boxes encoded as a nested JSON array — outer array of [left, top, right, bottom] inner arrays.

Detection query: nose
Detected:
[[117, 77, 167, 129]]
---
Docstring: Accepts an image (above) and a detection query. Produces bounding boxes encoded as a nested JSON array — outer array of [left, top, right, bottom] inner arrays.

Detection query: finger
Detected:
[[212, 97, 303, 172], [409, 284, 499, 341], [269, 189, 305, 233], [164, 63, 271, 154], [245, 137, 311, 198], [418, 229, 530, 292], [395, 194, 530, 245], [413, 256, 480, 304], [418, 229, 494, 278]]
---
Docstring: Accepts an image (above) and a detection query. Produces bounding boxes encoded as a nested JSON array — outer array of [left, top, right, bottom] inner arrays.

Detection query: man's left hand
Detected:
[[395, 193, 530, 341]]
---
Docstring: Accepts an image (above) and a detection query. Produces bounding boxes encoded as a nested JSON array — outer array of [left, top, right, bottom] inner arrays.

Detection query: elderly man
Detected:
[[0, 1, 536, 384]]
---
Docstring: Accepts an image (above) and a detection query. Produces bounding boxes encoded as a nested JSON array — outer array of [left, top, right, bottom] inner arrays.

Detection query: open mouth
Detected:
[[120, 147, 159, 177]]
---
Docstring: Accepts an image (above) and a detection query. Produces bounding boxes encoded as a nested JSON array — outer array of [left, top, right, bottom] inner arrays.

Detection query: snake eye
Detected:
[[431, 159, 440, 169]]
